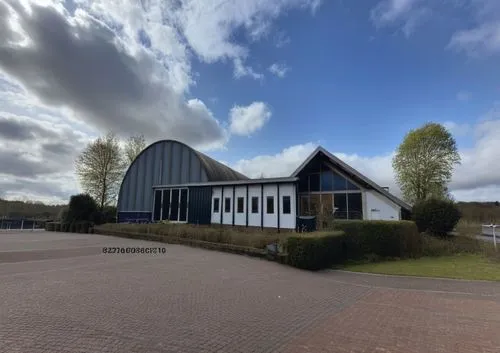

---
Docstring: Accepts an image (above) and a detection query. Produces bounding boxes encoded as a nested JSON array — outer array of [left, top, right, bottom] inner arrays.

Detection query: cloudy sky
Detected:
[[0, 0, 499, 204]]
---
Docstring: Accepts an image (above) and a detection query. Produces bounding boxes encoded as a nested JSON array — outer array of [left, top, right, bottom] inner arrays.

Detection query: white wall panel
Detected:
[[234, 186, 247, 226], [279, 184, 296, 229], [211, 186, 222, 224], [248, 185, 262, 227], [365, 191, 400, 221], [263, 184, 278, 228], [222, 186, 234, 225]]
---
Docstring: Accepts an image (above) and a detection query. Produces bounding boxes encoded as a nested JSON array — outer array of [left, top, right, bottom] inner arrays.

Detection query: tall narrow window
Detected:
[[251, 197, 259, 213], [224, 197, 231, 213], [237, 197, 244, 213], [282, 196, 291, 214], [266, 196, 274, 214], [213, 198, 220, 213]]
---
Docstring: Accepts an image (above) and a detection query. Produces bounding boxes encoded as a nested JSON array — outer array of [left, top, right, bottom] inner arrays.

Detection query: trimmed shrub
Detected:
[[69, 222, 77, 233], [413, 198, 461, 236], [45, 222, 56, 231], [80, 221, 91, 233], [332, 220, 422, 259], [58, 207, 69, 222], [66, 194, 98, 223], [61, 223, 70, 232], [286, 231, 345, 271], [54, 223, 61, 232]]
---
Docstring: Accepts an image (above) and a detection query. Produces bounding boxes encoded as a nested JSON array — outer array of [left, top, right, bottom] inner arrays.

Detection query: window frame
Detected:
[[282, 195, 291, 214], [266, 196, 275, 214], [213, 197, 220, 213], [251, 196, 259, 214], [237, 197, 244, 214]]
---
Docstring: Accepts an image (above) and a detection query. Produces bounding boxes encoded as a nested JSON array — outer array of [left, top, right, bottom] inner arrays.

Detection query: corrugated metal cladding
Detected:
[[117, 140, 247, 213], [187, 186, 212, 225]]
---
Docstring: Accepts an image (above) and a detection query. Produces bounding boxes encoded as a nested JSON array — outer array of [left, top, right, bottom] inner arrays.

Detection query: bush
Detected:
[[54, 222, 61, 232], [92, 206, 117, 225], [66, 194, 98, 223], [285, 231, 345, 271], [69, 222, 77, 233], [413, 198, 461, 236], [58, 207, 69, 222], [421, 234, 482, 257], [333, 220, 422, 259], [61, 223, 70, 232], [45, 222, 56, 231]]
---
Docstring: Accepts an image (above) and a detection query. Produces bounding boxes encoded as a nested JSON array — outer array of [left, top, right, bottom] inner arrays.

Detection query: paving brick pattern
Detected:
[[1, 231, 500, 353]]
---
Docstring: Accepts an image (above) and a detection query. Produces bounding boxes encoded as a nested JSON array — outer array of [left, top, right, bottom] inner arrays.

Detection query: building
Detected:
[[117, 140, 412, 230]]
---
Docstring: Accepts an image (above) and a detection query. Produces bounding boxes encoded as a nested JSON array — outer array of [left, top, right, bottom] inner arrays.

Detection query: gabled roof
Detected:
[[291, 146, 412, 211]]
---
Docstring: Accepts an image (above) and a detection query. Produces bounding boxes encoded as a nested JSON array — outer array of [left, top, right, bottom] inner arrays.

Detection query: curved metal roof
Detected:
[[193, 148, 249, 181]]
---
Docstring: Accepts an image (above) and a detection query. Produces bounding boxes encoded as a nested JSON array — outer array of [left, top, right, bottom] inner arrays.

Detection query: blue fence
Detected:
[[0, 218, 46, 230], [117, 212, 152, 224]]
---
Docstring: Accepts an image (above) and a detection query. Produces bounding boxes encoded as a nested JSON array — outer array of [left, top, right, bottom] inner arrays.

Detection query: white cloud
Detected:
[[268, 62, 290, 78], [448, 22, 500, 56], [443, 121, 471, 137], [229, 102, 272, 136], [232, 142, 318, 177], [370, 0, 429, 37], [230, 115, 500, 201], [456, 90, 471, 102], [233, 58, 264, 80], [0, 0, 321, 202]]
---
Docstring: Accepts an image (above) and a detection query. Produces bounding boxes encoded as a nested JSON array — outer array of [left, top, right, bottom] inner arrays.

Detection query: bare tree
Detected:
[[124, 134, 146, 164], [75, 132, 126, 209]]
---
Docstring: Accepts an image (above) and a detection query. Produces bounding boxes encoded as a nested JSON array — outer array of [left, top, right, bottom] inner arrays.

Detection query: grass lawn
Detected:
[[343, 254, 500, 281]]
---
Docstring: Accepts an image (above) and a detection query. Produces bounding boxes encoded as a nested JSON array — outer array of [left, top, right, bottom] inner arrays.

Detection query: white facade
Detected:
[[364, 190, 401, 221], [210, 183, 296, 229]]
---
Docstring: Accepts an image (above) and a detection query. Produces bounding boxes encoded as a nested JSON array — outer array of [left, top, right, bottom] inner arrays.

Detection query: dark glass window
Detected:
[[213, 198, 220, 213], [309, 173, 320, 192], [321, 170, 333, 191], [224, 197, 231, 213], [298, 176, 309, 192], [251, 197, 259, 213], [348, 193, 363, 219], [346, 180, 360, 190], [153, 190, 162, 221], [283, 196, 291, 214], [237, 197, 244, 213], [334, 193, 347, 219], [170, 189, 179, 221], [266, 196, 274, 214], [179, 189, 188, 222], [161, 190, 170, 220], [333, 172, 347, 191]]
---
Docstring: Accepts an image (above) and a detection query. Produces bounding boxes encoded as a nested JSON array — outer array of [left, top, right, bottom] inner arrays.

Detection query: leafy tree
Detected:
[[124, 134, 146, 164], [392, 123, 461, 204], [66, 194, 98, 222], [75, 132, 126, 210]]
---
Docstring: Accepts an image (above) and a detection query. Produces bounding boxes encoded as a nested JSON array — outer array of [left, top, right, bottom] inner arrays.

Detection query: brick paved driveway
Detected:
[[1, 231, 500, 353]]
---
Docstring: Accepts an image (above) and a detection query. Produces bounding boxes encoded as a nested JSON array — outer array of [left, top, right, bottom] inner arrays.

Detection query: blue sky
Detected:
[[0, 0, 499, 203]]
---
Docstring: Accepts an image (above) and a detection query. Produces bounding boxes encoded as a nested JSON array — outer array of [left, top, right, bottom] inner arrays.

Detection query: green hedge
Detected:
[[332, 220, 422, 260], [45, 222, 56, 231], [286, 231, 345, 271], [54, 223, 61, 232]]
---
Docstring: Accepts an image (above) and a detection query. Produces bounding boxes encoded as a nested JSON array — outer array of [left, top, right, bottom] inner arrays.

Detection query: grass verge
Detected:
[[343, 254, 500, 281]]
